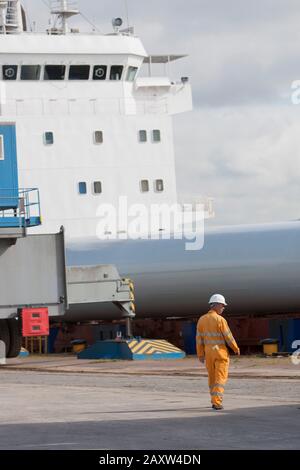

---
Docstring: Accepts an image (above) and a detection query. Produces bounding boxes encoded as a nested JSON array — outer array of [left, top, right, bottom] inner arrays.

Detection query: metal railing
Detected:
[[0, 188, 41, 228], [178, 197, 215, 220]]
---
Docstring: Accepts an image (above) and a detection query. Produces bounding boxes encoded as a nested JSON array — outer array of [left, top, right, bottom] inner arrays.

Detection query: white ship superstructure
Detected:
[[0, 0, 193, 238]]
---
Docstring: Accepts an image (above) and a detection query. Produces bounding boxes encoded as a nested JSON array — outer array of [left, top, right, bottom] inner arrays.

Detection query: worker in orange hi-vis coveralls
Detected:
[[196, 294, 240, 410]]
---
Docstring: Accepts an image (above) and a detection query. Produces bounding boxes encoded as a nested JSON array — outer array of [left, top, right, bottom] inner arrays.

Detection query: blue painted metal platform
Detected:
[[78, 339, 186, 360], [0, 216, 41, 228], [0, 188, 41, 229]]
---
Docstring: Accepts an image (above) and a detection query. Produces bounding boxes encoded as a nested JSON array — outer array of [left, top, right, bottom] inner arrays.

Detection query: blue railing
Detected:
[[0, 188, 41, 228]]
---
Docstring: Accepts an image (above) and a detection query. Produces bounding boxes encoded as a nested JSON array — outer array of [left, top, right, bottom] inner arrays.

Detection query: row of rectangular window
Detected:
[[141, 180, 164, 192], [79, 182, 102, 195], [78, 179, 164, 195], [139, 130, 161, 143], [44, 130, 160, 145], [2, 65, 138, 82], [45, 131, 103, 145]]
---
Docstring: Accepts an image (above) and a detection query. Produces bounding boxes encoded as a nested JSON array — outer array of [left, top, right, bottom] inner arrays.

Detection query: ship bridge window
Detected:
[[139, 130, 147, 143], [93, 65, 107, 80], [44, 65, 66, 80], [93, 181, 102, 194], [21, 65, 41, 80], [78, 182, 87, 195], [44, 132, 54, 145], [3, 65, 18, 80], [140, 180, 149, 193], [94, 131, 103, 144], [152, 130, 161, 142], [126, 66, 138, 82], [110, 65, 123, 81], [69, 65, 90, 80], [155, 179, 164, 192]]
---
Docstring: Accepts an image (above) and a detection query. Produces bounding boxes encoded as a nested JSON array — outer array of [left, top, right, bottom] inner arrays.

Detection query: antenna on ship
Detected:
[[50, 0, 79, 34]]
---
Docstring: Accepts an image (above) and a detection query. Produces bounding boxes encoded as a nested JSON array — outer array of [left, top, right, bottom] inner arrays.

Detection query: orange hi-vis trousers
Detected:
[[205, 345, 229, 407]]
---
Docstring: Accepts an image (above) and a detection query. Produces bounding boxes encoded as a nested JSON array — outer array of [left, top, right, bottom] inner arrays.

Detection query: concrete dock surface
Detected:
[[0, 355, 299, 450]]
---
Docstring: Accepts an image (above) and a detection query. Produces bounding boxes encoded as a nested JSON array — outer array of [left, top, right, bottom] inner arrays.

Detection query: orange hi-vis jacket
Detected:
[[196, 309, 239, 358]]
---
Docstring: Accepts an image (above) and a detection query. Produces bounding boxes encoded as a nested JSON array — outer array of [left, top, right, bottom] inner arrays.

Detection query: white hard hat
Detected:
[[208, 294, 228, 306]]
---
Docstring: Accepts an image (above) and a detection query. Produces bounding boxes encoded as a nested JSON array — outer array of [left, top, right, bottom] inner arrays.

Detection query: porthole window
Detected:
[[94, 131, 103, 144], [69, 65, 90, 80], [93, 181, 102, 194], [110, 65, 123, 81], [78, 182, 87, 195], [44, 65, 66, 80], [126, 66, 138, 82], [21, 65, 41, 80], [3, 65, 18, 80], [93, 65, 107, 80], [152, 130, 161, 142], [44, 132, 54, 145], [155, 179, 164, 192], [140, 180, 149, 193], [139, 130, 147, 143]]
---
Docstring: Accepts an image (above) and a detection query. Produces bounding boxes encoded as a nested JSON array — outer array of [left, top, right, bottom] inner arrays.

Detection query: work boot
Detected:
[[212, 405, 224, 410]]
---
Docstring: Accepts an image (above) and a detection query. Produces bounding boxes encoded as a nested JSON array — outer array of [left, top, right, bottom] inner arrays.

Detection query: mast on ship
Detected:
[[50, 0, 79, 34]]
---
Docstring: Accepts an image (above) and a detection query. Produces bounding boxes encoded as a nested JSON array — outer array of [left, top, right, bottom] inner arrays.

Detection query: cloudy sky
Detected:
[[23, 0, 300, 225]]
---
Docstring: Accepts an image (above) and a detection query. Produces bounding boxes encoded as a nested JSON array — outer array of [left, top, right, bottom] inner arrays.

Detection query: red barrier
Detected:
[[22, 308, 49, 337]]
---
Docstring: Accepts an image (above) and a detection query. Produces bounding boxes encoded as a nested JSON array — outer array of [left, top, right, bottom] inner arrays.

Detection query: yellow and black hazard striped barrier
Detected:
[[78, 338, 186, 360], [127, 339, 185, 360]]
